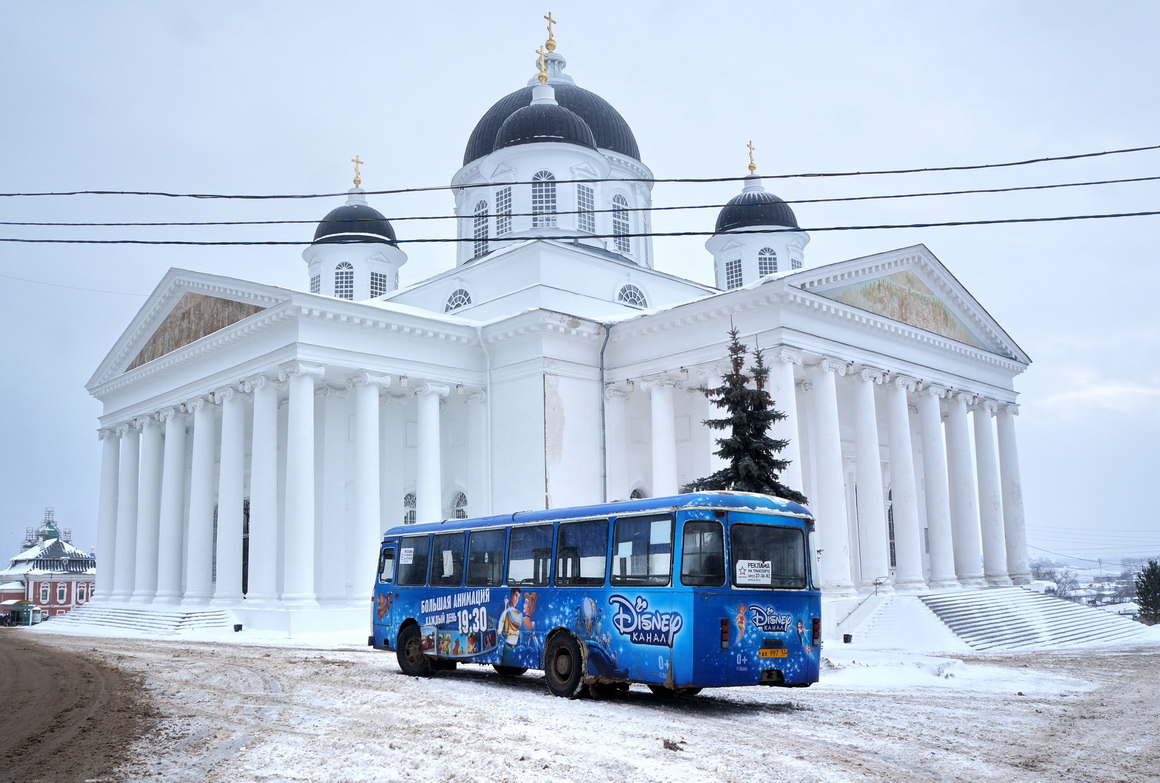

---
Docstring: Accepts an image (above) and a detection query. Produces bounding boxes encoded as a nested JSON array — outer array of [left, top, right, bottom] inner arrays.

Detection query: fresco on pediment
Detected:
[[128, 293, 264, 371], [818, 270, 984, 348]]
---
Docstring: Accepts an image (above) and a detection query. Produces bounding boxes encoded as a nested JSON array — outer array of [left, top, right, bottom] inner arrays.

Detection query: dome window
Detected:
[[758, 248, 779, 276], [725, 258, 743, 290], [496, 187, 513, 235], [473, 200, 490, 257], [532, 171, 557, 228], [445, 288, 472, 312], [452, 491, 469, 519], [617, 284, 647, 308], [334, 261, 354, 300], [310, 275, 321, 294], [404, 492, 416, 525], [577, 184, 595, 233], [370, 271, 389, 298], [612, 194, 630, 253]]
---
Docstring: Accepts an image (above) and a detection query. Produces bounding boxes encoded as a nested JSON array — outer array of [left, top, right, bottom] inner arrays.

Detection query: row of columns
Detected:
[[93, 362, 472, 609], [617, 348, 1030, 596]]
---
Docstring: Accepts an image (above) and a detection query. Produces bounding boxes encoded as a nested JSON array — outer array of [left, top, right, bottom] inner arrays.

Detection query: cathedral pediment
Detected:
[[791, 245, 1029, 363], [128, 293, 265, 370]]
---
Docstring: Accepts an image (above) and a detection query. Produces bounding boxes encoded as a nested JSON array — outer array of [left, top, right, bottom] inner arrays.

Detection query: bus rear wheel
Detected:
[[493, 665, 528, 676], [544, 633, 585, 698], [396, 624, 433, 677]]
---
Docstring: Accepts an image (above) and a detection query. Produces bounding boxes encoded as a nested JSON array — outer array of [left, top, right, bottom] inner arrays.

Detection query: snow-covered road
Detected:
[[23, 628, 1160, 782]]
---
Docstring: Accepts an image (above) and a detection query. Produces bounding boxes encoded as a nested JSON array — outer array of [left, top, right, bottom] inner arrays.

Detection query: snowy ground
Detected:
[[26, 610, 1160, 783]]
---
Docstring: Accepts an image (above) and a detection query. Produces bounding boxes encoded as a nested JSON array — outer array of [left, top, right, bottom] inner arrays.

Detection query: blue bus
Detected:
[[370, 492, 820, 698]]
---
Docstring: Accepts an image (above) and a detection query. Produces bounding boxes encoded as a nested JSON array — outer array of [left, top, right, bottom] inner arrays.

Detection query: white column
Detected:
[[945, 391, 985, 586], [604, 383, 632, 501], [130, 415, 163, 604], [771, 349, 805, 495], [154, 407, 187, 604], [996, 403, 1031, 584], [212, 386, 246, 605], [349, 372, 392, 605], [381, 396, 407, 528], [917, 384, 957, 589], [280, 362, 325, 607], [884, 376, 926, 591], [810, 359, 854, 594], [414, 382, 449, 524], [94, 428, 120, 602], [183, 396, 217, 605], [317, 384, 348, 605], [465, 390, 490, 517], [243, 375, 279, 604], [973, 400, 1010, 586], [852, 367, 892, 591], [111, 421, 140, 601], [647, 376, 679, 497]]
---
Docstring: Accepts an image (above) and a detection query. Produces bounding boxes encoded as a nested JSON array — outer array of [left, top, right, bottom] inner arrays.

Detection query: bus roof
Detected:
[[382, 492, 813, 539]]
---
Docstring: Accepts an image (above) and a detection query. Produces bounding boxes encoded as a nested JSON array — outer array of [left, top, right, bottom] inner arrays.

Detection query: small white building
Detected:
[[86, 41, 1031, 633]]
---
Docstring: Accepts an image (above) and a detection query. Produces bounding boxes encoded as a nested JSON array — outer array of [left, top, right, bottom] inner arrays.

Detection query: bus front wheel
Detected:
[[396, 624, 433, 677], [544, 633, 585, 698]]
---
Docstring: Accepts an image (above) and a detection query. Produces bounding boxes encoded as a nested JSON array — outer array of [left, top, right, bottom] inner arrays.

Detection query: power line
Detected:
[[3, 208, 1159, 246], [2, 143, 1158, 200], [1027, 544, 1155, 568], [3, 173, 1159, 229]]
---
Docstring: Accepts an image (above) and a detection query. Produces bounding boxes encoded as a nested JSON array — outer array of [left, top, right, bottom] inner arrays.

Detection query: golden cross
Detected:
[[536, 46, 548, 83], [747, 141, 756, 173], [545, 12, 556, 43], [351, 155, 364, 187]]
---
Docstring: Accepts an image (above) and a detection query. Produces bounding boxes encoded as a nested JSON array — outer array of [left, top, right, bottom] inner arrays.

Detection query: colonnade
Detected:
[[92, 361, 479, 609], [610, 348, 1031, 595]]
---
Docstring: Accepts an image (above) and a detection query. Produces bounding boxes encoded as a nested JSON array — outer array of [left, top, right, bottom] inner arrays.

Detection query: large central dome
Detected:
[[462, 55, 640, 165]]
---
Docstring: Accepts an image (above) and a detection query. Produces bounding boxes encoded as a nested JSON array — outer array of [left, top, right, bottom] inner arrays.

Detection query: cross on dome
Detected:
[[544, 12, 557, 52], [747, 141, 757, 174], [351, 155, 364, 187]]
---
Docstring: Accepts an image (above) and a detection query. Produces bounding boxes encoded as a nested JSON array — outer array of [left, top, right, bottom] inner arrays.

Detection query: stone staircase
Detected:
[[920, 587, 1147, 650], [45, 604, 239, 635]]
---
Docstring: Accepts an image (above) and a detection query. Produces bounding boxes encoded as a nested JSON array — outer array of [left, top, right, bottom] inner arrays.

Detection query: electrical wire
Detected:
[[2, 143, 1158, 200]]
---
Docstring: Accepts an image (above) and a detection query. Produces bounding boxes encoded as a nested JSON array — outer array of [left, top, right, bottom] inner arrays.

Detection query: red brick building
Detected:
[[0, 508, 96, 621]]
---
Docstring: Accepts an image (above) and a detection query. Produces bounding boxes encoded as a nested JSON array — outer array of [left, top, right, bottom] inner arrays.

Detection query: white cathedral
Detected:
[[86, 36, 1032, 634]]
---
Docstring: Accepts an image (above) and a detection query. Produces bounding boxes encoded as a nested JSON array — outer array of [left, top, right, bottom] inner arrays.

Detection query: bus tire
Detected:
[[544, 633, 585, 698], [492, 665, 528, 676], [396, 624, 433, 677]]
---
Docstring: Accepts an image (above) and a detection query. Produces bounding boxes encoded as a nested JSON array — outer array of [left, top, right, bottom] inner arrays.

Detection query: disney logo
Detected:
[[748, 605, 792, 633], [608, 595, 684, 647]]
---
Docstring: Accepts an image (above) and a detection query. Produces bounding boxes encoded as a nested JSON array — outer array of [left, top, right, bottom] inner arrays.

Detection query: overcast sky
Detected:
[[2, 2, 1158, 569]]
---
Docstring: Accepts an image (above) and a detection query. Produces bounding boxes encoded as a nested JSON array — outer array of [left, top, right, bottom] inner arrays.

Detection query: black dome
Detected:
[[464, 82, 640, 165], [313, 201, 397, 245], [494, 101, 597, 152], [715, 188, 799, 232]]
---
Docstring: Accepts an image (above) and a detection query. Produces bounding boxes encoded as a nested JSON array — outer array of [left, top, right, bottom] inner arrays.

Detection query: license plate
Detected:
[[758, 648, 787, 658]]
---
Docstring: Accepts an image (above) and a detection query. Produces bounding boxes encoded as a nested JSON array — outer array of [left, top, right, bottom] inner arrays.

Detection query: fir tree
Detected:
[[1135, 560, 1160, 625], [683, 327, 807, 504]]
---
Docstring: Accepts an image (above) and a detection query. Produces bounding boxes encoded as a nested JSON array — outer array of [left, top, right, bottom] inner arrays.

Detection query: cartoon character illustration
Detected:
[[437, 634, 451, 656], [735, 603, 747, 643], [795, 619, 814, 655], [375, 592, 396, 620], [467, 633, 478, 654], [498, 587, 538, 665], [452, 637, 463, 656]]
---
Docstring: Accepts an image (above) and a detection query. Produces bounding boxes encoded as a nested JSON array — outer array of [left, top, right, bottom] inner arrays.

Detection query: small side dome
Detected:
[[313, 189, 397, 245], [494, 100, 597, 152], [715, 178, 799, 232]]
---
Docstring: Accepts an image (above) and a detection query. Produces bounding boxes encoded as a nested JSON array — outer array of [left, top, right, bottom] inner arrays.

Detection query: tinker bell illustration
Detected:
[[735, 603, 747, 643]]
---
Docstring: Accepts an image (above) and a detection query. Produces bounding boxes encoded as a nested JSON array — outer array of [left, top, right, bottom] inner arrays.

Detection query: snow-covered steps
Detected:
[[45, 605, 238, 635], [919, 587, 1148, 651]]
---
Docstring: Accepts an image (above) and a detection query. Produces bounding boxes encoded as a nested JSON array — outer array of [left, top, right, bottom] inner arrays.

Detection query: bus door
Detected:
[[677, 513, 731, 686], [374, 541, 398, 637]]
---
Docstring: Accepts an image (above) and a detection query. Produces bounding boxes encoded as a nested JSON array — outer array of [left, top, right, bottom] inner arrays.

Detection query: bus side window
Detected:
[[430, 533, 465, 586], [681, 520, 725, 586], [397, 536, 430, 586], [467, 529, 506, 587], [612, 514, 672, 586], [556, 518, 608, 587], [507, 524, 553, 586], [378, 547, 396, 584]]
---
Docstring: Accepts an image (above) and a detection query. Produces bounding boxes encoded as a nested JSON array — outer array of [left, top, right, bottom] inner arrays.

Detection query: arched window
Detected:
[[617, 284, 648, 308], [77, 582, 86, 603], [334, 261, 354, 300], [612, 194, 630, 253], [473, 200, 489, 257], [531, 170, 557, 228], [445, 288, 472, 312], [40, 584, 49, 603], [758, 247, 778, 276], [403, 493, 416, 525], [452, 491, 468, 519], [577, 184, 595, 233], [57, 584, 67, 604]]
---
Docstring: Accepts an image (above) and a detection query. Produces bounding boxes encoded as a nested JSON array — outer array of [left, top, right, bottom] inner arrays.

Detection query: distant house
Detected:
[[0, 508, 96, 620]]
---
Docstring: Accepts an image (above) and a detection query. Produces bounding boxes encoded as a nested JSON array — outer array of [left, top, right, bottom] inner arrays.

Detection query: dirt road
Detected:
[[3, 630, 1157, 782]]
